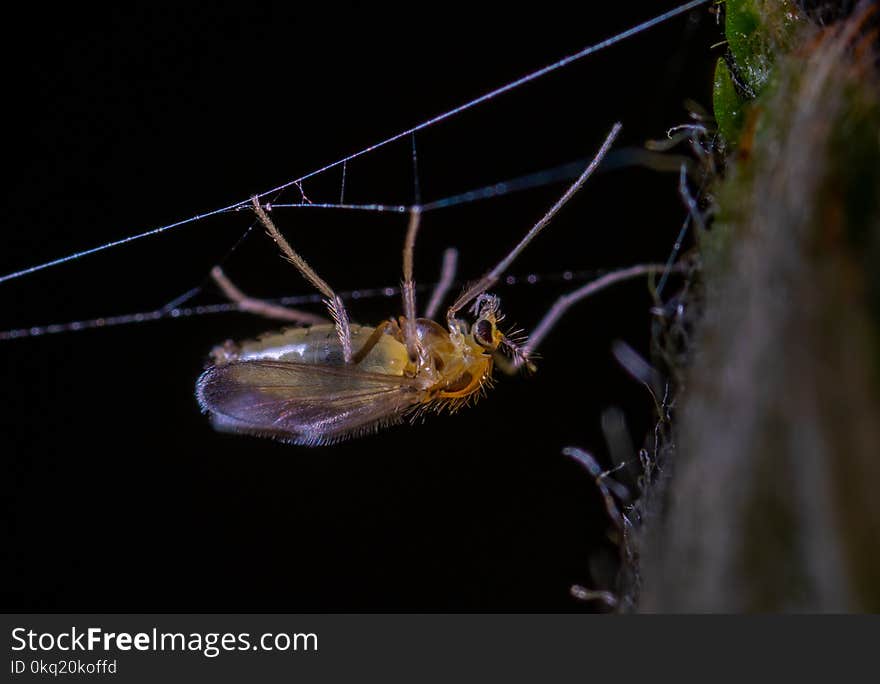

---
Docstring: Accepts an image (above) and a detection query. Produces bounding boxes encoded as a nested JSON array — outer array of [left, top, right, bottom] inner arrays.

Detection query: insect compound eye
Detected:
[[473, 319, 495, 348]]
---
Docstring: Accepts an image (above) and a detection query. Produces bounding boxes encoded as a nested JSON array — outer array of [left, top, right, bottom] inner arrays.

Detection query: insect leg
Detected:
[[446, 123, 622, 330], [350, 319, 400, 365], [401, 207, 422, 361], [423, 247, 458, 320], [251, 197, 354, 363], [210, 267, 329, 325], [514, 263, 674, 369]]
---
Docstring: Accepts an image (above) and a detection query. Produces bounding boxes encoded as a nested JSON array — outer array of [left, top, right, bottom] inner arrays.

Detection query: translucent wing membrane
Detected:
[[196, 360, 424, 446]]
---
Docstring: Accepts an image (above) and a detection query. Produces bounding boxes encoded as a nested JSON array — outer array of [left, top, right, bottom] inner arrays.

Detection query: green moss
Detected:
[[724, 0, 802, 93], [713, 1, 804, 148], [725, 0, 764, 87], [712, 59, 745, 143]]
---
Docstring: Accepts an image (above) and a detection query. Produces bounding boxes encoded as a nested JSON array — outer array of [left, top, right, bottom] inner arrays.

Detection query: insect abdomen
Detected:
[[228, 324, 409, 375]]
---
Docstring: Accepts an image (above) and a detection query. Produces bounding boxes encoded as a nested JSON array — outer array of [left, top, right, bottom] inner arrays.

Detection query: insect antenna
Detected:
[[498, 329, 537, 374]]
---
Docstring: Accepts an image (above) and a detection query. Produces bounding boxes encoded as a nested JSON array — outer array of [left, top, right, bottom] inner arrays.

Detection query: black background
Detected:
[[1, 2, 718, 610]]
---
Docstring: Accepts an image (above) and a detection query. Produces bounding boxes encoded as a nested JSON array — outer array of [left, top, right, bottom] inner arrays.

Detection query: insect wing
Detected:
[[196, 360, 423, 445]]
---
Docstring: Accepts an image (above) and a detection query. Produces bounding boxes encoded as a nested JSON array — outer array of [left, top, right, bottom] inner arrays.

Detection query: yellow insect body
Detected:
[[197, 125, 623, 446], [198, 318, 496, 445]]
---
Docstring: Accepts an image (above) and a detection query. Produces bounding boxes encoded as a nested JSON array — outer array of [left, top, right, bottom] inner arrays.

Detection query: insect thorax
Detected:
[[412, 318, 493, 401]]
